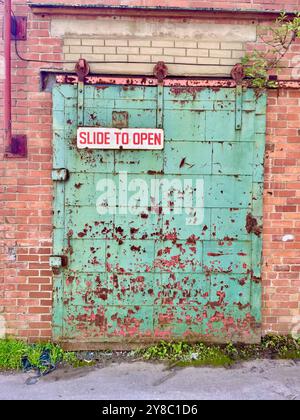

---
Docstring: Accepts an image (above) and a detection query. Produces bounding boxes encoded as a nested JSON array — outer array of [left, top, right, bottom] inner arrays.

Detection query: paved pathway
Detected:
[[0, 359, 299, 400]]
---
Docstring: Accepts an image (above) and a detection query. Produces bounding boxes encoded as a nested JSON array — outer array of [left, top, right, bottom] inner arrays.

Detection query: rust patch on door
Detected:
[[246, 213, 262, 237], [112, 111, 129, 128]]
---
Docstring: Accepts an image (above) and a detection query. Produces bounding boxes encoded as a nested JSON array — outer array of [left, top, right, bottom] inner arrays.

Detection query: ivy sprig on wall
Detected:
[[241, 11, 300, 89]]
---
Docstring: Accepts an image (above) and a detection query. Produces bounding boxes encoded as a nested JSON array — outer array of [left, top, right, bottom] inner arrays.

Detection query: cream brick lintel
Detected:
[[53, 17, 257, 76]]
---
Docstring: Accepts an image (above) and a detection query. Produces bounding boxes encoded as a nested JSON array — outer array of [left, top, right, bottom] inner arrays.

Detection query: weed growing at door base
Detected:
[[0, 339, 78, 371], [138, 341, 233, 367], [0, 335, 299, 370], [136, 334, 300, 367]]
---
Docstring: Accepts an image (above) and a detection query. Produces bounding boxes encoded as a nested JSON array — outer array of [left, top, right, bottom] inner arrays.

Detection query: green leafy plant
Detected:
[[224, 342, 240, 359], [1, 336, 300, 371], [241, 11, 300, 89], [137, 335, 300, 367], [177, 343, 232, 367], [261, 333, 300, 358], [138, 341, 190, 360], [0, 339, 78, 371], [137, 341, 232, 367]]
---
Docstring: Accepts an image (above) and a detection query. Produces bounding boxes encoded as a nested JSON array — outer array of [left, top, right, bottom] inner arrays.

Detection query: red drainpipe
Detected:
[[3, 0, 27, 157], [4, 0, 12, 153]]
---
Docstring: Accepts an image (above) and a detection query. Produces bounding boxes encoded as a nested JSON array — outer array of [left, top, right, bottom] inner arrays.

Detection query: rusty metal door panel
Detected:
[[162, 209, 211, 240], [212, 143, 254, 175], [211, 208, 249, 240], [207, 175, 253, 208], [113, 212, 163, 240], [52, 83, 266, 346], [115, 150, 164, 173], [154, 240, 203, 273], [164, 110, 206, 141], [203, 241, 252, 273], [164, 142, 212, 175]]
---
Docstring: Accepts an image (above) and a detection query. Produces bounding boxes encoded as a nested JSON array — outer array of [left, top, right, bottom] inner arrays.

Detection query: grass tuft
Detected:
[[136, 334, 300, 367], [0, 339, 78, 371], [136, 341, 233, 367], [0, 334, 299, 371]]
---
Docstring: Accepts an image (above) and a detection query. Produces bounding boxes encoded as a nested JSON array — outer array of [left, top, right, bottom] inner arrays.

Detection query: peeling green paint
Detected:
[[52, 84, 266, 345]]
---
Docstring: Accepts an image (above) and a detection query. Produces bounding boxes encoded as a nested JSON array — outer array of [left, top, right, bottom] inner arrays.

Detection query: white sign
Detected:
[[77, 127, 164, 150]]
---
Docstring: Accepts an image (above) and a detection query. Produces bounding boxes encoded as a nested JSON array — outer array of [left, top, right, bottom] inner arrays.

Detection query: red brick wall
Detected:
[[1, 1, 60, 340], [1, 0, 300, 341], [263, 89, 300, 334]]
